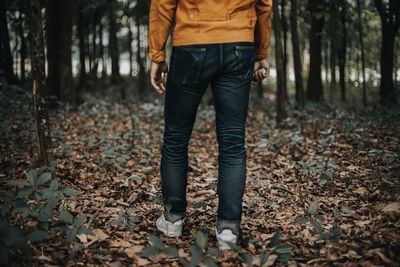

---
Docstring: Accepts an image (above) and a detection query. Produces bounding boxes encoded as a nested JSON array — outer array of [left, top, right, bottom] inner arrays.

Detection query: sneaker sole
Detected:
[[156, 224, 182, 237], [218, 240, 233, 250]]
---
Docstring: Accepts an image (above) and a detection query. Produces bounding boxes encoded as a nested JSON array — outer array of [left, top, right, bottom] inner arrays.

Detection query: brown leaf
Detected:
[[382, 202, 400, 213], [125, 245, 144, 258]]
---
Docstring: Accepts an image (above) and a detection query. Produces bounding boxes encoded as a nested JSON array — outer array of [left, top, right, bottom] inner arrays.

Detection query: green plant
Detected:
[[0, 219, 31, 265], [141, 235, 179, 258], [110, 208, 137, 233], [57, 210, 92, 242], [296, 201, 354, 242], [2, 162, 82, 263], [260, 230, 292, 264], [319, 206, 353, 242], [186, 231, 221, 267], [296, 200, 325, 233]]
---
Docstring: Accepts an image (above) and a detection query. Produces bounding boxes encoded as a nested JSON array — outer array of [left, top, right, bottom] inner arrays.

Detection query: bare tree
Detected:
[[28, 0, 53, 165], [356, 0, 367, 107], [0, 0, 16, 83], [290, 0, 305, 108], [306, 0, 324, 102], [374, 0, 399, 105], [273, 0, 287, 125]]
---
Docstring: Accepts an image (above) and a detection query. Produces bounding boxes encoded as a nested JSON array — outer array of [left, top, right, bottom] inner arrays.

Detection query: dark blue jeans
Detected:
[[161, 42, 256, 234]]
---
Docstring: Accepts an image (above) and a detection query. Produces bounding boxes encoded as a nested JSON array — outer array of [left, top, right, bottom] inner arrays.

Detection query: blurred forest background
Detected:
[[1, 0, 399, 107], [0, 0, 400, 266]]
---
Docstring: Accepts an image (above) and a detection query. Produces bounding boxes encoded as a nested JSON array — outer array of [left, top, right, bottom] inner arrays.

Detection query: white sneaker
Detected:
[[156, 214, 183, 237], [216, 228, 238, 250]]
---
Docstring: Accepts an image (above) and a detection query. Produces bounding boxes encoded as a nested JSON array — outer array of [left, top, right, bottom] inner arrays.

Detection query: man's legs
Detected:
[[211, 42, 255, 235], [160, 45, 216, 222]]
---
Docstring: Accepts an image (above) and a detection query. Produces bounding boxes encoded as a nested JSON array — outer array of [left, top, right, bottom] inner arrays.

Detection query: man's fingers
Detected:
[[159, 72, 167, 92], [150, 74, 163, 94], [257, 71, 263, 81], [262, 68, 270, 79]]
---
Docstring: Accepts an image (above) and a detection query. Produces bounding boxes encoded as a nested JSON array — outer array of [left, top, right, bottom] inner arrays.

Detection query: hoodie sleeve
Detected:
[[148, 0, 177, 63], [254, 0, 273, 60]]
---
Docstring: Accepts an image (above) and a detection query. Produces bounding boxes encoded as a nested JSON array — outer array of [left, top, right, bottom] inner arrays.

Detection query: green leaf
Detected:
[[319, 173, 330, 186], [37, 172, 52, 187], [63, 187, 77, 197], [110, 218, 123, 225], [60, 210, 74, 224], [50, 179, 59, 191], [341, 206, 354, 214], [259, 252, 269, 265], [207, 247, 222, 257], [270, 230, 281, 247], [315, 214, 325, 222], [189, 245, 203, 267], [46, 197, 59, 210], [203, 256, 218, 267], [275, 244, 292, 254], [78, 227, 93, 236], [17, 188, 34, 198], [26, 169, 38, 186], [141, 246, 159, 257], [333, 207, 340, 218], [27, 229, 49, 243], [309, 201, 318, 214], [162, 247, 179, 257], [277, 252, 291, 263], [295, 215, 308, 225], [226, 241, 240, 251], [311, 220, 323, 233], [240, 252, 253, 266], [74, 215, 86, 227], [6, 180, 30, 187], [66, 227, 78, 241], [149, 235, 164, 249], [195, 231, 208, 249]]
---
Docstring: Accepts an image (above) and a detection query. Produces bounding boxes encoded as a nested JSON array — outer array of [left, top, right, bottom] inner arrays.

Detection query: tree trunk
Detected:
[[357, 0, 367, 107], [46, 0, 74, 103], [18, 9, 27, 84], [0, 0, 16, 83], [338, 1, 347, 102], [280, 0, 288, 101], [136, 0, 146, 97], [91, 9, 100, 76], [329, 31, 336, 101], [28, 0, 53, 166], [306, 0, 324, 102], [109, 0, 120, 82], [273, 1, 287, 126], [290, 0, 304, 108], [374, 0, 399, 105], [99, 21, 107, 77], [77, 0, 87, 87], [128, 20, 133, 77]]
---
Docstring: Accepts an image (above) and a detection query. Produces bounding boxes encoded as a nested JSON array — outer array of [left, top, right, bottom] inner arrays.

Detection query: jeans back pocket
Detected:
[[170, 46, 207, 85], [234, 45, 256, 81]]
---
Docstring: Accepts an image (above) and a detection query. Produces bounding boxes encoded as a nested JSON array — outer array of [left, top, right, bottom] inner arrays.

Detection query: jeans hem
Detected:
[[216, 217, 241, 235], [164, 209, 186, 223]]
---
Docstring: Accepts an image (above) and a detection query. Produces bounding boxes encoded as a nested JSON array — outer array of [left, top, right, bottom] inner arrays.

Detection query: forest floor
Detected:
[[1, 86, 400, 266]]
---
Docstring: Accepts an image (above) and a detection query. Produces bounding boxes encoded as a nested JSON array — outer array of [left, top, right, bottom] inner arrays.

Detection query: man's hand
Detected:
[[252, 59, 270, 86], [150, 61, 169, 94]]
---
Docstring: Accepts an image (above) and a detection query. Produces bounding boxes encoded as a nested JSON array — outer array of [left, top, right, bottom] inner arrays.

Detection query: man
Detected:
[[148, 0, 272, 250]]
